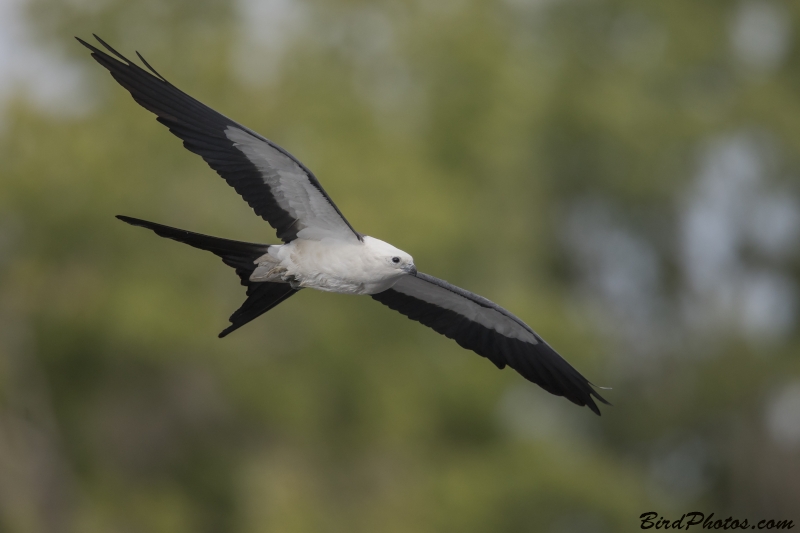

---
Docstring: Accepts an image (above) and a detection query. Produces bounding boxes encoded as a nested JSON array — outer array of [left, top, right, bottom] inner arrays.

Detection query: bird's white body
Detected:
[[250, 236, 415, 295], [82, 34, 606, 413]]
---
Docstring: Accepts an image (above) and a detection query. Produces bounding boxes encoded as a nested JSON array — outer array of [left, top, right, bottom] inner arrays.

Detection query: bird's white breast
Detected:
[[266, 237, 406, 295]]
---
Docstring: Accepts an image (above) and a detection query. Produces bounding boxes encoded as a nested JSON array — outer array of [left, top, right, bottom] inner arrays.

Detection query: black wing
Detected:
[[79, 35, 361, 244], [372, 273, 609, 415]]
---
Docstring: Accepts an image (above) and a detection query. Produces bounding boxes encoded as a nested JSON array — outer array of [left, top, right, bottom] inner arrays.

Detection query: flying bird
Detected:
[[78, 35, 609, 415]]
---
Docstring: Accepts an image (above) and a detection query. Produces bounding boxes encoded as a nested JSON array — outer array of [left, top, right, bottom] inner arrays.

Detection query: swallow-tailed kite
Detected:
[[78, 35, 609, 415]]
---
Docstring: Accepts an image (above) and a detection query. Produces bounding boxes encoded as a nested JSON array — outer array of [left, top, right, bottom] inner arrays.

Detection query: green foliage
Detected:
[[2, 0, 800, 531]]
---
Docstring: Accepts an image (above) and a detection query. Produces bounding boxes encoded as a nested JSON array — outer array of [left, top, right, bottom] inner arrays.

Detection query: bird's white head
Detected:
[[362, 236, 416, 279]]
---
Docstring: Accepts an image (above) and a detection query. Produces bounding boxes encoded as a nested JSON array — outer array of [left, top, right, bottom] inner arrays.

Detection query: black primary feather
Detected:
[[372, 273, 610, 415], [77, 35, 360, 243]]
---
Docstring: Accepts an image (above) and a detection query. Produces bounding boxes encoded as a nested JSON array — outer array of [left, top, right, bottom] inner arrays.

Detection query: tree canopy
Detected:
[[1, 0, 799, 531]]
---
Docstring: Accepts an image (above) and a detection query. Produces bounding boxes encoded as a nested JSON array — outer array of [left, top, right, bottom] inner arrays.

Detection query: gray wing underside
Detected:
[[372, 273, 609, 415], [78, 35, 361, 244]]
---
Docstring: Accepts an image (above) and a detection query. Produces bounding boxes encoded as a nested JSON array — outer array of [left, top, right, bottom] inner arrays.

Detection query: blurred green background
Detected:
[[1, 0, 800, 531]]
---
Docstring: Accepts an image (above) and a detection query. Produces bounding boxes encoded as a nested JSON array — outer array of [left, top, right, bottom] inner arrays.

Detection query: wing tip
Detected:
[[116, 215, 152, 230], [74, 35, 91, 48], [77, 34, 168, 84], [581, 385, 612, 416], [135, 50, 167, 82], [91, 33, 130, 63]]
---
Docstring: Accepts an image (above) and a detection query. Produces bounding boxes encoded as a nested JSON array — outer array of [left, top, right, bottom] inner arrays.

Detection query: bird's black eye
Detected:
[[392, 257, 400, 264]]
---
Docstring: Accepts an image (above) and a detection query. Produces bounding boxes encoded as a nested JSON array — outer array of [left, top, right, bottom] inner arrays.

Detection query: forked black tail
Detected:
[[116, 216, 299, 337]]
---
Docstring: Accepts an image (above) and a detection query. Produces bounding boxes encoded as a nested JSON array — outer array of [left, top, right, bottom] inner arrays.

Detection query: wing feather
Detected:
[[372, 273, 609, 415], [78, 35, 361, 244]]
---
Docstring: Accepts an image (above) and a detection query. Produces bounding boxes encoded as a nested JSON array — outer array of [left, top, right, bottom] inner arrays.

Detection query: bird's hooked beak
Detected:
[[405, 264, 418, 276]]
